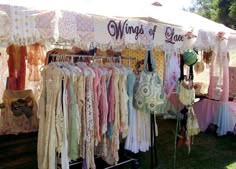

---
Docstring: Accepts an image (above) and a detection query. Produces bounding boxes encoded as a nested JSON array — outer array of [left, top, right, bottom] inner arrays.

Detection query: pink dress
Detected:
[[108, 67, 116, 124], [91, 66, 101, 144], [98, 67, 109, 135]]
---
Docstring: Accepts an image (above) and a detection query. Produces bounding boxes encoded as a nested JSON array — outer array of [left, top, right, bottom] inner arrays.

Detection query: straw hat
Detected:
[[203, 50, 213, 64], [194, 61, 204, 74]]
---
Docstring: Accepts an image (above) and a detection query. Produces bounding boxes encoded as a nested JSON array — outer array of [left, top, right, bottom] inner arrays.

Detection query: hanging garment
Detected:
[[34, 10, 58, 45], [208, 39, 229, 101], [107, 66, 116, 139], [58, 11, 77, 42], [27, 43, 45, 81], [119, 69, 129, 138], [0, 89, 38, 135], [0, 49, 9, 103], [68, 75, 80, 160], [59, 68, 70, 169], [76, 72, 86, 159], [8, 5, 39, 45], [37, 58, 136, 169], [164, 52, 180, 95], [75, 14, 94, 50], [125, 107, 138, 153], [111, 66, 121, 164], [83, 66, 96, 169], [125, 108, 151, 153], [37, 66, 47, 169], [91, 65, 101, 145], [38, 65, 62, 169], [98, 68, 110, 135], [127, 71, 136, 126], [6, 44, 27, 90]]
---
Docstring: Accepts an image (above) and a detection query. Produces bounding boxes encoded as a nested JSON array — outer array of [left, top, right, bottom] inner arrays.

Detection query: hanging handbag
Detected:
[[187, 107, 200, 136], [178, 81, 195, 106], [182, 49, 198, 66], [178, 52, 196, 106], [133, 50, 166, 115]]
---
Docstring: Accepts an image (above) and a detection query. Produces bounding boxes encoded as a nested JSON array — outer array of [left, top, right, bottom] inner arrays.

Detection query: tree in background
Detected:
[[229, 1, 236, 27], [187, 0, 236, 29]]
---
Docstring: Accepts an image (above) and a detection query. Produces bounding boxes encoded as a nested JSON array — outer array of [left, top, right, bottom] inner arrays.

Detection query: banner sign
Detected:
[[107, 19, 185, 45], [107, 19, 157, 40], [164, 27, 184, 44]]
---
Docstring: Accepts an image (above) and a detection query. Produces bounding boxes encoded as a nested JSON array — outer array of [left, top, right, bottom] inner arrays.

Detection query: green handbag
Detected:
[[183, 49, 198, 66]]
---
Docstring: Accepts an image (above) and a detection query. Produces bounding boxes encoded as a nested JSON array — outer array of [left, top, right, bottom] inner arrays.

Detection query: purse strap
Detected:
[[143, 50, 156, 73]]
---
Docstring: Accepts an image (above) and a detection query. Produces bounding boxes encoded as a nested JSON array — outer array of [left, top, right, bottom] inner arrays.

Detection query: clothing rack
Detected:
[[47, 53, 139, 169], [48, 53, 136, 67]]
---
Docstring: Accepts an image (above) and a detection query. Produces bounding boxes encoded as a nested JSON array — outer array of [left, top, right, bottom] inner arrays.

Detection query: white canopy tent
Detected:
[[0, 0, 235, 139], [0, 1, 235, 51]]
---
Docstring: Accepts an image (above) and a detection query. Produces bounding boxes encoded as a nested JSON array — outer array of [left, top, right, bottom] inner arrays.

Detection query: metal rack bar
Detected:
[[49, 54, 135, 60], [57, 156, 138, 169], [47, 54, 136, 67], [104, 158, 138, 169]]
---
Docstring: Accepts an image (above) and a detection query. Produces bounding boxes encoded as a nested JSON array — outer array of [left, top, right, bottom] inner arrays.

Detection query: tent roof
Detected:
[[139, 6, 236, 34], [0, 2, 236, 51], [1, 1, 235, 34], [86, 4, 236, 35]]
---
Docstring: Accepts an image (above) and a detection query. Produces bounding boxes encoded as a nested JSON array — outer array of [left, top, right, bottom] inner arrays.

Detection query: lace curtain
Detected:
[[208, 39, 229, 101], [0, 48, 9, 103]]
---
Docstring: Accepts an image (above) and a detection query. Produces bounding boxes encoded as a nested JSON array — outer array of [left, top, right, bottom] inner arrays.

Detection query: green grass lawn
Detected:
[[134, 119, 236, 169]]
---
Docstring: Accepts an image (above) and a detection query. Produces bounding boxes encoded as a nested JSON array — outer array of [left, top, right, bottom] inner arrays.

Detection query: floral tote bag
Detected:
[[133, 50, 166, 115]]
